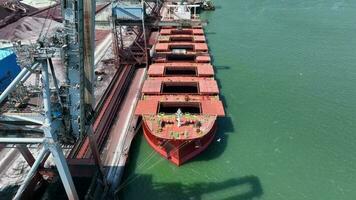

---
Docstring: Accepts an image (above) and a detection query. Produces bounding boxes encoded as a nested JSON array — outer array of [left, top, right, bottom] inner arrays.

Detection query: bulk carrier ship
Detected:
[[135, 3, 225, 166]]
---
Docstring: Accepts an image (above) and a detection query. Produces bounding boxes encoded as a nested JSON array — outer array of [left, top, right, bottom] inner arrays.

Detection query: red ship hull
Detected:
[[135, 24, 225, 166], [142, 121, 217, 166]]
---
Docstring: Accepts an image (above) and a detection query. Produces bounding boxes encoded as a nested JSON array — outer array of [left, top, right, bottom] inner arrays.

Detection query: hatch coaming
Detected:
[[147, 63, 214, 77], [141, 77, 219, 95], [155, 42, 208, 53], [160, 28, 204, 36], [135, 96, 225, 117], [153, 54, 211, 63], [158, 35, 206, 43], [140, 99, 218, 140]]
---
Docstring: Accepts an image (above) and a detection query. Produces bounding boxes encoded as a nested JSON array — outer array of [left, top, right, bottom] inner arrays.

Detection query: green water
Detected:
[[119, 1, 356, 199]]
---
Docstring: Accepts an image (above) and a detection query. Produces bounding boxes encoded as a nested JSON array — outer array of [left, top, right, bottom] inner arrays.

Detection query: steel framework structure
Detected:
[[112, 0, 163, 67], [0, 0, 103, 199]]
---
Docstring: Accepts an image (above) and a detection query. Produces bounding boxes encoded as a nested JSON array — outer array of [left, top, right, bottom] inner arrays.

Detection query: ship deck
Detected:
[[143, 114, 217, 140], [147, 62, 214, 77]]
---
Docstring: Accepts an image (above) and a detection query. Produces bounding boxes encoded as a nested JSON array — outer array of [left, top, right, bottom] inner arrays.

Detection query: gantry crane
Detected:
[[0, 0, 100, 199]]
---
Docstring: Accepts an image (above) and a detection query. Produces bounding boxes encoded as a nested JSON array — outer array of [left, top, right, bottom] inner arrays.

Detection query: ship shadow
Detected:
[[0, 185, 19, 200], [118, 130, 263, 200], [118, 174, 263, 200], [190, 63, 234, 162], [214, 65, 231, 71], [41, 177, 92, 199], [0, 180, 49, 200], [192, 116, 234, 162], [205, 31, 217, 35]]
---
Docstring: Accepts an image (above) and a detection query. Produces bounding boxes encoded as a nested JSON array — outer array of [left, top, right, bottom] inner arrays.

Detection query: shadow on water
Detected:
[[30, 177, 92, 200], [205, 31, 217, 35], [118, 174, 263, 200], [190, 63, 235, 162], [0, 181, 48, 200], [214, 66, 231, 71], [192, 116, 234, 163], [120, 129, 144, 179], [0, 185, 18, 200]]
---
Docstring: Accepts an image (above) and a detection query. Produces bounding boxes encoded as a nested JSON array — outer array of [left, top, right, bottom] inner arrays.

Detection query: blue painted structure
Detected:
[[112, 4, 144, 21], [0, 48, 21, 92]]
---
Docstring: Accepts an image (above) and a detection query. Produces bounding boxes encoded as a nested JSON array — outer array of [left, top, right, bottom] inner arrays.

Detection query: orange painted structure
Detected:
[[135, 26, 224, 166]]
